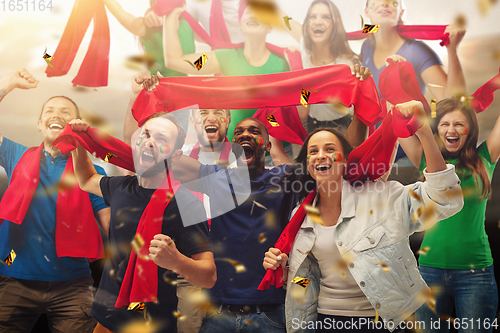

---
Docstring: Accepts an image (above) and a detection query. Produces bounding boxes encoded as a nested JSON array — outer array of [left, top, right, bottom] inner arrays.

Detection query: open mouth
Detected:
[[141, 151, 155, 164], [315, 164, 332, 172], [247, 20, 259, 27], [237, 141, 256, 164], [48, 123, 64, 131], [446, 136, 459, 144], [312, 27, 325, 34], [378, 10, 391, 15], [205, 125, 218, 138]]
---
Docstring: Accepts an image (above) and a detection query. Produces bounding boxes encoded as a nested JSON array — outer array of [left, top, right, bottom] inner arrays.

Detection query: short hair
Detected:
[[40, 96, 81, 120], [146, 112, 186, 151], [191, 108, 231, 119]]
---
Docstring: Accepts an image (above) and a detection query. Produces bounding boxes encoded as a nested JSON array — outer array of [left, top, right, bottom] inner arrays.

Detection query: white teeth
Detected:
[[143, 151, 153, 157], [49, 123, 63, 129], [315, 165, 331, 171], [447, 137, 459, 140], [241, 143, 252, 148]]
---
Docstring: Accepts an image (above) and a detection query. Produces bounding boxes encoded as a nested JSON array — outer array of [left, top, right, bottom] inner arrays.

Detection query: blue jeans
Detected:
[[198, 304, 286, 333], [415, 265, 498, 333]]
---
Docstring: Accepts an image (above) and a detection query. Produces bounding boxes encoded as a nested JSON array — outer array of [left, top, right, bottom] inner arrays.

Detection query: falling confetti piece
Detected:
[[415, 285, 443, 314], [283, 16, 292, 30], [1, 250, 16, 266], [173, 311, 186, 321], [216, 258, 246, 273], [132, 234, 145, 254], [373, 308, 379, 323], [327, 99, 350, 115], [477, 0, 498, 16], [427, 83, 445, 88], [128, 302, 146, 311], [292, 276, 310, 288], [125, 54, 156, 70], [377, 261, 390, 273], [360, 15, 364, 29], [417, 247, 430, 255], [163, 270, 179, 286], [412, 206, 424, 222], [431, 99, 437, 118], [363, 24, 380, 34], [185, 53, 208, 70], [266, 114, 279, 127], [118, 319, 160, 333], [259, 233, 267, 243], [454, 14, 467, 27], [105, 152, 117, 163], [460, 95, 474, 109], [300, 89, 310, 107], [304, 205, 323, 225], [408, 188, 422, 202], [43, 47, 55, 69], [250, 200, 268, 215], [247, 0, 282, 27]]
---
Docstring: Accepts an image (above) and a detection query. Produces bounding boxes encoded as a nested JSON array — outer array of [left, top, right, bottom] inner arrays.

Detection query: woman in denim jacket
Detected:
[[264, 101, 463, 332]]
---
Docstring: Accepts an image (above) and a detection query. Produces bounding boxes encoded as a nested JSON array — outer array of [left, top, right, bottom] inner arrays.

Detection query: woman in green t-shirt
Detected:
[[399, 98, 500, 333]]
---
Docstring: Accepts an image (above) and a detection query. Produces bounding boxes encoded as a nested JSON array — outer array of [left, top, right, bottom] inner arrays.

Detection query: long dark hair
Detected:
[[277, 128, 353, 228], [303, 0, 360, 65], [432, 98, 491, 200]]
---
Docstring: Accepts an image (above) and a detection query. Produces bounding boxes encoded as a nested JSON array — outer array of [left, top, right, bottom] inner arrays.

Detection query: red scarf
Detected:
[[472, 67, 500, 113], [347, 25, 450, 46], [115, 173, 181, 308], [153, 0, 303, 71], [0, 144, 104, 261], [132, 65, 382, 127], [53, 125, 135, 173], [253, 106, 308, 145], [45, 0, 110, 87]]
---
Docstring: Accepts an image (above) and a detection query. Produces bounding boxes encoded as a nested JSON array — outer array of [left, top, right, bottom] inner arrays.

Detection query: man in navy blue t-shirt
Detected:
[[0, 69, 110, 332], [173, 118, 296, 333]]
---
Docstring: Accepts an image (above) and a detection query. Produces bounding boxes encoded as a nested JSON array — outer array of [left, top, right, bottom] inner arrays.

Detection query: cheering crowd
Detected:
[[0, 0, 499, 332]]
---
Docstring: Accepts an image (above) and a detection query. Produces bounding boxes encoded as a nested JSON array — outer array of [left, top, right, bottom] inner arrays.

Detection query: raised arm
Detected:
[[486, 108, 500, 163], [102, 0, 146, 37], [395, 100, 446, 172], [162, 7, 220, 75], [69, 120, 104, 197], [0, 69, 39, 145], [422, 23, 466, 100]]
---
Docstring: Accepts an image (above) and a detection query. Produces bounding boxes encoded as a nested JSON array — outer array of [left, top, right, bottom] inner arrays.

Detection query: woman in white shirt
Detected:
[[264, 100, 463, 332]]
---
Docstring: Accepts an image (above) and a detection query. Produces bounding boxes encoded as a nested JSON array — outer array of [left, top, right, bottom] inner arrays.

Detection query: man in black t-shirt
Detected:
[[69, 113, 215, 333]]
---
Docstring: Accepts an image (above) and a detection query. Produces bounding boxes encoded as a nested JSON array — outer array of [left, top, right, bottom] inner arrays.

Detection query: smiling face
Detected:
[[132, 117, 181, 178], [365, 0, 403, 26], [38, 97, 79, 144], [306, 3, 334, 46], [437, 109, 470, 155], [191, 109, 230, 147], [306, 130, 346, 182], [240, 7, 272, 37], [232, 118, 270, 168]]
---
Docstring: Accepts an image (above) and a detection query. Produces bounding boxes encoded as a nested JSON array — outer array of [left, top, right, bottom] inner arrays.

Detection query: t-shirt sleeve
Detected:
[[99, 176, 127, 207], [89, 165, 109, 213], [171, 190, 211, 257], [411, 40, 443, 75], [0, 138, 28, 179], [477, 141, 497, 175]]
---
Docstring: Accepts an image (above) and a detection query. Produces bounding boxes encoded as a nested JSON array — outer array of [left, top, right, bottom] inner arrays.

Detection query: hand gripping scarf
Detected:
[[0, 143, 104, 261], [115, 173, 181, 308]]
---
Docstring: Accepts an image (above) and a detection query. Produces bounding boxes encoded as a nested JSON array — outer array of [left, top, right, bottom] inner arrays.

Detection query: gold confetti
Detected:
[[105, 152, 116, 163], [431, 99, 437, 118], [247, 0, 282, 28], [125, 54, 156, 70], [163, 271, 179, 286], [43, 47, 54, 69], [408, 188, 422, 202], [173, 311, 186, 321], [292, 276, 310, 288], [250, 200, 267, 215], [373, 308, 379, 323], [266, 114, 279, 127], [1, 249, 16, 266], [216, 258, 246, 273], [460, 95, 474, 109], [327, 99, 350, 116], [132, 234, 145, 254], [455, 14, 467, 27], [412, 206, 424, 222], [478, 0, 498, 16], [363, 24, 380, 34], [128, 302, 146, 311], [304, 205, 323, 225], [283, 16, 292, 30], [415, 285, 443, 314], [360, 15, 364, 29], [300, 89, 310, 107], [185, 53, 208, 70], [417, 247, 430, 255], [118, 319, 160, 333], [427, 83, 445, 88], [259, 233, 267, 243], [377, 261, 390, 273]]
